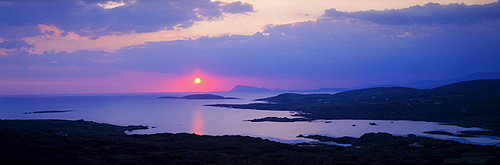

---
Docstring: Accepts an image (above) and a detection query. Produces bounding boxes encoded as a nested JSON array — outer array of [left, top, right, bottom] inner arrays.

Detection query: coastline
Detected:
[[206, 80, 500, 138], [0, 119, 498, 164]]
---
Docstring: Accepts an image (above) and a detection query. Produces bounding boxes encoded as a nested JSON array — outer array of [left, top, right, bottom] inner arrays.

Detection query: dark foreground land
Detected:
[[0, 119, 499, 164], [207, 79, 500, 137]]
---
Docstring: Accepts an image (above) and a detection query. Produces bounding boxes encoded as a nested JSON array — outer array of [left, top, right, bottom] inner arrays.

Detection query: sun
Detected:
[[194, 77, 202, 84]]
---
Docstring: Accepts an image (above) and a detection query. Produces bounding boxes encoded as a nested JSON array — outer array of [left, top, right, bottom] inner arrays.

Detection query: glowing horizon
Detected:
[[1, 0, 499, 95]]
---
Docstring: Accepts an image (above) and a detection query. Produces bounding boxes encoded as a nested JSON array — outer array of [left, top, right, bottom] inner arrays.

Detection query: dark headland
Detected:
[[207, 79, 500, 137], [1, 119, 498, 164], [158, 94, 239, 99]]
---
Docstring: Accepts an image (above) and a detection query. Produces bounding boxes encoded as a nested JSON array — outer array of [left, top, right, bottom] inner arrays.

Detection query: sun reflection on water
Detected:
[[192, 107, 204, 135]]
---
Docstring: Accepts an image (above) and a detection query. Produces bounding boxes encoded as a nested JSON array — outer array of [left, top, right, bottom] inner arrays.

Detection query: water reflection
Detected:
[[2, 93, 499, 145], [192, 107, 204, 135]]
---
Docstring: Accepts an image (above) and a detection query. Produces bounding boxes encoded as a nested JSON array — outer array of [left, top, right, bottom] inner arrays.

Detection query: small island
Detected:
[[244, 116, 313, 122], [158, 94, 239, 100]]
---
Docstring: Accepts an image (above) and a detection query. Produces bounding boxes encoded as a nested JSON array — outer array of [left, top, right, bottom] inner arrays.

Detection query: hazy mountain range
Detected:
[[230, 72, 500, 92]]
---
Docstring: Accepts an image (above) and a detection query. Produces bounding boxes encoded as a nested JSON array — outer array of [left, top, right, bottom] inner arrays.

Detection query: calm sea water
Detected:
[[1, 92, 499, 145]]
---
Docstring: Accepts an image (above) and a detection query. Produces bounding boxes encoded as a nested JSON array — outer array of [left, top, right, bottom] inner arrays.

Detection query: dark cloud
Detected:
[[0, 0, 254, 38], [0, 40, 33, 50], [0, 2, 498, 87], [221, 1, 254, 14], [102, 15, 499, 83], [323, 1, 500, 25], [0, 26, 41, 40], [110, 2, 500, 83], [0, 49, 114, 66], [2, 13, 500, 83], [0, 49, 119, 77]]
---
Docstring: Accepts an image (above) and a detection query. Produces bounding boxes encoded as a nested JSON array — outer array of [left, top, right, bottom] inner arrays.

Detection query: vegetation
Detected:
[[207, 79, 500, 137], [299, 133, 499, 164], [0, 119, 498, 164]]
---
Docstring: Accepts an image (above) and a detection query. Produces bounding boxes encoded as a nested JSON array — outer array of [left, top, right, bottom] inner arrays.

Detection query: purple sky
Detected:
[[1, 0, 499, 95]]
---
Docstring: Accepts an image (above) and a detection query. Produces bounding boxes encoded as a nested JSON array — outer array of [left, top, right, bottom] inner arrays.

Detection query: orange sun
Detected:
[[194, 77, 202, 84]]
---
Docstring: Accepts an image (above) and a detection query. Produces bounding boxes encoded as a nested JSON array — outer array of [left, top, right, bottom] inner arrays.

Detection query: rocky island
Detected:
[[158, 94, 239, 99], [245, 116, 313, 122]]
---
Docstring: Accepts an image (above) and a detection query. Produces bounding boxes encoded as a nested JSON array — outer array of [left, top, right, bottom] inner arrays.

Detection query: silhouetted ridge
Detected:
[[207, 79, 500, 136], [257, 87, 422, 103], [311, 87, 348, 92], [431, 79, 500, 97], [334, 87, 421, 97], [461, 72, 500, 80], [254, 93, 334, 103], [256, 79, 500, 103], [393, 72, 500, 89]]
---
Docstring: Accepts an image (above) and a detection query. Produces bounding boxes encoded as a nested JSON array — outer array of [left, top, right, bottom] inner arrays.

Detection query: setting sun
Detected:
[[194, 77, 202, 84]]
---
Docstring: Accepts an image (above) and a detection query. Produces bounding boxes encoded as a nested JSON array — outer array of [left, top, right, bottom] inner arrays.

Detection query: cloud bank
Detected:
[[324, 1, 500, 25], [1, 1, 500, 93], [0, 0, 254, 39], [0, 40, 34, 50]]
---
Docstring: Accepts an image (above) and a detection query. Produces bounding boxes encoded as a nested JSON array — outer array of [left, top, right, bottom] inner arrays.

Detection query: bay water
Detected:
[[1, 92, 498, 145]]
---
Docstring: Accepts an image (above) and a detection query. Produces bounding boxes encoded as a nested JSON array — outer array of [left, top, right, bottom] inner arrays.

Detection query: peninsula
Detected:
[[207, 79, 500, 136]]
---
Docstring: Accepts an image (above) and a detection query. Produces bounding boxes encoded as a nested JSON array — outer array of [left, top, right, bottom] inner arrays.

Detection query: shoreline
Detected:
[[56, 117, 500, 146], [207, 79, 500, 138], [0, 119, 498, 164]]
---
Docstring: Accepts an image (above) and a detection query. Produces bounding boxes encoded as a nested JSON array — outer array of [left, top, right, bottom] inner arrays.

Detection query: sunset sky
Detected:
[[1, 0, 499, 95]]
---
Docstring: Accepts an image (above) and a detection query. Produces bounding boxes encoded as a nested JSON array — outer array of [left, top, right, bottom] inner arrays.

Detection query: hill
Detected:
[[311, 87, 349, 92], [400, 72, 500, 89], [207, 79, 500, 136]]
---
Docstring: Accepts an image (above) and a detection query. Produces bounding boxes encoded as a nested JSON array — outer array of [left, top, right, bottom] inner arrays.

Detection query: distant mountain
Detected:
[[230, 85, 271, 92], [311, 88, 349, 92], [431, 79, 500, 100], [230, 85, 347, 93], [229, 72, 500, 93], [461, 72, 500, 80], [401, 72, 500, 89], [258, 79, 500, 103], [350, 84, 400, 90], [158, 94, 239, 99]]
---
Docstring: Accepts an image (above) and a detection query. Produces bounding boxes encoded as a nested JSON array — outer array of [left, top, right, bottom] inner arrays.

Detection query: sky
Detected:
[[0, 0, 499, 95]]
